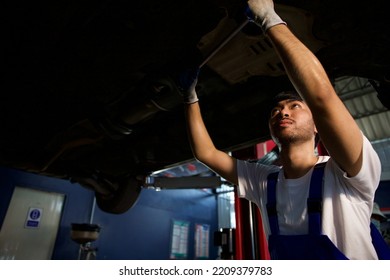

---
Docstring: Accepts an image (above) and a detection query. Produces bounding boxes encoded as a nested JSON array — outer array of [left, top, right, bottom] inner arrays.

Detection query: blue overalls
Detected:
[[266, 162, 390, 260]]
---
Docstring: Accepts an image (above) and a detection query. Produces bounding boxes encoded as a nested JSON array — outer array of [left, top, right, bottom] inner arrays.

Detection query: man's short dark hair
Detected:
[[267, 90, 303, 117], [272, 90, 303, 105]]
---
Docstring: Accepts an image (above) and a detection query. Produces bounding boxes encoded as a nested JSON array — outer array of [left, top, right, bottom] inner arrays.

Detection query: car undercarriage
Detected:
[[3, 0, 390, 213]]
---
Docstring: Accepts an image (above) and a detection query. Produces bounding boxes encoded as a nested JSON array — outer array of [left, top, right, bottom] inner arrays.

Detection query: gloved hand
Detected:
[[178, 68, 200, 104], [247, 0, 286, 32]]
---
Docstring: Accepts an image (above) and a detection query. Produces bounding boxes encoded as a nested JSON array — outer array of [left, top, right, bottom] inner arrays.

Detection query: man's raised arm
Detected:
[[180, 69, 238, 185], [248, 0, 363, 176]]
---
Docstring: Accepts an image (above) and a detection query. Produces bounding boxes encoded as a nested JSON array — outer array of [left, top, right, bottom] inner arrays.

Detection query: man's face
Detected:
[[268, 99, 317, 146]]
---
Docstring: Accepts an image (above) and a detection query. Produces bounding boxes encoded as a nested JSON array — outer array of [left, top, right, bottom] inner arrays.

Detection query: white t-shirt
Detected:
[[237, 135, 381, 259]]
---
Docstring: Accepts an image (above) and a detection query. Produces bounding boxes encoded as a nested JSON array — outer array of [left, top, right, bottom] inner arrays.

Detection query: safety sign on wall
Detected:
[[25, 207, 43, 229]]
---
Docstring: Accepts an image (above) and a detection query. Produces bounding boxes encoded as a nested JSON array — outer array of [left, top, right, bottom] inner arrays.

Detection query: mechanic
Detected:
[[179, 0, 383, 259]]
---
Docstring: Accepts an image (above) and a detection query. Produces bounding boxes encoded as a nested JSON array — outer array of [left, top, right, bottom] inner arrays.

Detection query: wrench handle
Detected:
[[199, 18, 250, 68]]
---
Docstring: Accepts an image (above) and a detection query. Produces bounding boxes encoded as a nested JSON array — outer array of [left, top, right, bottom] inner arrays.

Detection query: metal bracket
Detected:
[[144, 176, 222, 190]]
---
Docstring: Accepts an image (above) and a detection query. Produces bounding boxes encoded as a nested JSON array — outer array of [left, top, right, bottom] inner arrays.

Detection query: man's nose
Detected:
[[280, 108, 290, 117]]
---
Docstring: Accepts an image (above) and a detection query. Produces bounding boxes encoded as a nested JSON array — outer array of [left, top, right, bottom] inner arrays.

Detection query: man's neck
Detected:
[[279, 143, 318, 179]]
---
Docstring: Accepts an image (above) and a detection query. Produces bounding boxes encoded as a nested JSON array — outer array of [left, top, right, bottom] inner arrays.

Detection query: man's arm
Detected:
[[184, 102, 238, 185], [248, 0, 363, 176]]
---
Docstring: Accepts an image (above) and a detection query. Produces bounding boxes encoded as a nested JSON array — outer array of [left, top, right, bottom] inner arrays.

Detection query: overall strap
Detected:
[[308, 162, 326, 234], [266, 171, 279, 235], [266, 162, 327, 235]]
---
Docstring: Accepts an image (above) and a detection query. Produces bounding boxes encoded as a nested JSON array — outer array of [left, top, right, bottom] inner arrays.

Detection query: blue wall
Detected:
[[93, 188, 218, 260], [0, 167, 95, 260], [0, 167, 219, 260]]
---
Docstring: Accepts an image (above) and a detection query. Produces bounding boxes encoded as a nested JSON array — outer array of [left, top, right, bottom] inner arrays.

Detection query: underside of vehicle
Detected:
[[3, 0, 390, 213]]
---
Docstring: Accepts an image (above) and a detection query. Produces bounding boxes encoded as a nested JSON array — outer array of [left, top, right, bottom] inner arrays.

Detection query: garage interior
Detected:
[[0, 75, 389, 260], [2, 1, 390, 260]]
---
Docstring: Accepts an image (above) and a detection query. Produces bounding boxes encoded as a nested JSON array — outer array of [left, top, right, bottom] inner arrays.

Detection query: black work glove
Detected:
[[178, 68, 200, 104]]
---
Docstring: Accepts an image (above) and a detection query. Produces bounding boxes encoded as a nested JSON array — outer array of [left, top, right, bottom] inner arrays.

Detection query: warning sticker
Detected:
[[25, 207, 43, 228]]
